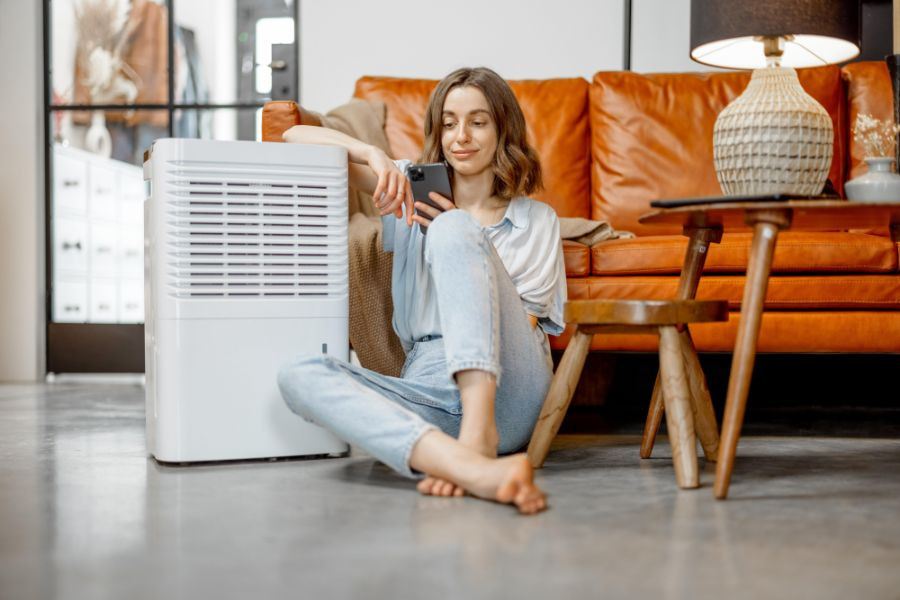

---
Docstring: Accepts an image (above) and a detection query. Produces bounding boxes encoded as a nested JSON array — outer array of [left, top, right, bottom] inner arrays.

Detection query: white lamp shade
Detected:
[[691, 35, 860, 70]]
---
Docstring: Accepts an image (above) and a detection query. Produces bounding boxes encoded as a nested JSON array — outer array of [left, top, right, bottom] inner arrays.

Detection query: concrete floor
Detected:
[[1, 382, 899, 600]]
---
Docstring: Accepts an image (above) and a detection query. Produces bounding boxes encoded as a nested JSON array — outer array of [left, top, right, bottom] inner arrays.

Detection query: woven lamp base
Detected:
[[713, 67, 833, 196]]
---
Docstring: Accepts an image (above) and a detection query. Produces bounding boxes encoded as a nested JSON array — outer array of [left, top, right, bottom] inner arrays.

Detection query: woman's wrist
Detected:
[[364, 144, 388, 168]]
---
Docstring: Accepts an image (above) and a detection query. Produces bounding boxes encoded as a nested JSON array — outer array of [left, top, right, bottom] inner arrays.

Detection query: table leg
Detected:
[[642, 226, 722, 459], [715, 216, 785, 499], [658, 325, 699, 488], [527, 327, 593, 468]]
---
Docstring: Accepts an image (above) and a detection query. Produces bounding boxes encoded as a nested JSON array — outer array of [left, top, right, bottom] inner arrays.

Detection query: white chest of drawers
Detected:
[[52, 145, 145, 324]]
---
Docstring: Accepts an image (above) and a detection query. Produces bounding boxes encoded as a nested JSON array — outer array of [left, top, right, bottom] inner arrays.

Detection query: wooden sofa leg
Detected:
[[527, 327, 593, 468], [640, 374, 664, 459], [678, 328, 719, 462], [657, 326, 699, 489]]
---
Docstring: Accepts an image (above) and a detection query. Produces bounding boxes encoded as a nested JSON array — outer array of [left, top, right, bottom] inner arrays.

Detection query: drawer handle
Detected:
[[62, 179, 80, 188], [62, 241, 83, 251], [64, 305, 81, 312], [96, 246, 112, 254], [125, 303, 139, 309]]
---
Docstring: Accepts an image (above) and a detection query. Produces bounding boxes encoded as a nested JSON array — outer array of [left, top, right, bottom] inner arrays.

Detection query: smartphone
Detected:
[[406, 162, 453, 233]]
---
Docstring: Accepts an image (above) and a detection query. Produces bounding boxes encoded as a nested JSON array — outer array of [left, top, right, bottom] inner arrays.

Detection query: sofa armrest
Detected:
[[261, 100, 324, 142]]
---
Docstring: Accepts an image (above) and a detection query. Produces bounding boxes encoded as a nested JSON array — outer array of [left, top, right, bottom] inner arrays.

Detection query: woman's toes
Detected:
[[515, 487, 547, 514], [417, 477, 436, 495], [418, 477, 465, 498]]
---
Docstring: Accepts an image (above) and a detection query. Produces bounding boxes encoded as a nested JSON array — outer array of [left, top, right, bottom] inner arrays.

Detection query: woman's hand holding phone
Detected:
[[407, 163, 455, 233], [370, 149, 414, 225], [412, 192, 456, 229]]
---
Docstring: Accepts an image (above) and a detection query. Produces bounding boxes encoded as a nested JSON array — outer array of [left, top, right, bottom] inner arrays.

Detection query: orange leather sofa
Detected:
[[262, 61, 900, 354]]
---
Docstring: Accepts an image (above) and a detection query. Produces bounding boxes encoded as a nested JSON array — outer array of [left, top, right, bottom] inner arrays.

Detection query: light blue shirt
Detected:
[[382, 160, 567, 352]]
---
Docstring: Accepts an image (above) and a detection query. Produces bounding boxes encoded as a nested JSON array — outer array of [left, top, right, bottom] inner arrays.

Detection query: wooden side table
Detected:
[[640, 200, 900, 499]]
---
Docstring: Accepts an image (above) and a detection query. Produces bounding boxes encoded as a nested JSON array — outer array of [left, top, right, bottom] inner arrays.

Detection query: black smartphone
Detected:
[[407, 162, 453, 233]]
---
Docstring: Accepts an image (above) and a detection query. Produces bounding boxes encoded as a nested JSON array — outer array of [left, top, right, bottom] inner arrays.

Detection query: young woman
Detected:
[[279, 67, 565, 515]]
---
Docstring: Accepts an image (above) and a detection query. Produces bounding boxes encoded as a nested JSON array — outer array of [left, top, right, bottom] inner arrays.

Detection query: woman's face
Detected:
[[440, 85, 498, 178]]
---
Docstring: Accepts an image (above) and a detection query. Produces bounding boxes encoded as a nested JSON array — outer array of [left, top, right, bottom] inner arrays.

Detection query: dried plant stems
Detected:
[[853, 113, 900, 159]]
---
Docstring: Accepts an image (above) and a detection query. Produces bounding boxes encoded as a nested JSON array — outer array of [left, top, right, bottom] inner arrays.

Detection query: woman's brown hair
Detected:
[[420, 67, 542, 200]]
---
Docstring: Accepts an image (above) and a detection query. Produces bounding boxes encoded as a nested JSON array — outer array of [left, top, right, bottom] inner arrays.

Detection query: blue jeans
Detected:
[[277, 210, 554, 477]]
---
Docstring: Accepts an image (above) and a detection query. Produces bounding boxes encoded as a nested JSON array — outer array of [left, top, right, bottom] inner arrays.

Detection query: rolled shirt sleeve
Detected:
[[518, 215, 566, 335], [487, 199, 567, 336]]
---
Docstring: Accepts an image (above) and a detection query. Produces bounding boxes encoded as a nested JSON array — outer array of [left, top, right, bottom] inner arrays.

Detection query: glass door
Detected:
[[44, 0, 299, 373]]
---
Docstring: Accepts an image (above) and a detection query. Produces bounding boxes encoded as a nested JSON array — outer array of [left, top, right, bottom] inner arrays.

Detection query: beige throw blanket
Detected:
[[312, 98, 631, 375], [316, 99, 391, 218], [559, 217, 634, 245]]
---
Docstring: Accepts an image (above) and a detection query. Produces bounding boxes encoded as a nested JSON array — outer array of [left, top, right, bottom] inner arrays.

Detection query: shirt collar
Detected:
[[498, 197, 527, 230]]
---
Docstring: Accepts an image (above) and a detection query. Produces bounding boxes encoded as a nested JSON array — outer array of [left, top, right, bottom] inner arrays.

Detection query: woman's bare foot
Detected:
[[417, 431, 498, 498], [470, 454, 546, 515], [418, 455, 545, 513], [410, 431, 547, 514]]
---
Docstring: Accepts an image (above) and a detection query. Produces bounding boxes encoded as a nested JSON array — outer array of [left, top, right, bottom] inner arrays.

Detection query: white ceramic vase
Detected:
[[84, 111, 112, 158], [844, 157, 900, 203]]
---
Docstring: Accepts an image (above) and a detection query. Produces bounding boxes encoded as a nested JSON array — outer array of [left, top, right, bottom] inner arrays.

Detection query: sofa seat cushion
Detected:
[[589, 66, 847, 235], [590, 232, 898, 275], [565, 274, 900, 309], [550, 310, 900, 353], [563, 240, 590, 277], [353, 76, 591, 219]]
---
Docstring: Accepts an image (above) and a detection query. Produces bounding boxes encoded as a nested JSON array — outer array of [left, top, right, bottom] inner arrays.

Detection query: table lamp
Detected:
[[690, 0, 860, 196]]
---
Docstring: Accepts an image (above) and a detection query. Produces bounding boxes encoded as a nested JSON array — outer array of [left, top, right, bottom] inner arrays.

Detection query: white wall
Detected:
[[299, 0, 626, 111], [631, 0, 722, 73], [0, 0, 44, 382]]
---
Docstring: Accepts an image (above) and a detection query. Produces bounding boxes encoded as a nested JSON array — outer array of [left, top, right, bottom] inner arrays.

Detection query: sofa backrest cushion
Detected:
[[589, 66, 848, 235], [841, 61, 894, 180], [353, 76, 591, 218]]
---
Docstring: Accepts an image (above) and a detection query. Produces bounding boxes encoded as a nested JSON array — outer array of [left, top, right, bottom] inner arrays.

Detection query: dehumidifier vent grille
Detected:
[[164, 162, 347, 298]]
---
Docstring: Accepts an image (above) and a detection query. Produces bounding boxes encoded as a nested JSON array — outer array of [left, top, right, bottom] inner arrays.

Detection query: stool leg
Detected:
[[678, 327, 719, 462], [643, 226, 720, 462], [640, 375, 664, 459], [527, 327, 593, 468], [658, 326, 699, 489]]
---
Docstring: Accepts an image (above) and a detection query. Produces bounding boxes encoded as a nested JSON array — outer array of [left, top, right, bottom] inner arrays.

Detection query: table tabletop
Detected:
[[639, 200, 900, 236]]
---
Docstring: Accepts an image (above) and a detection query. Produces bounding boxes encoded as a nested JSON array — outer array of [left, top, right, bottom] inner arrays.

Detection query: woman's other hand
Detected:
[[370, 150, 414, 225], [412, 192, 456, 230]]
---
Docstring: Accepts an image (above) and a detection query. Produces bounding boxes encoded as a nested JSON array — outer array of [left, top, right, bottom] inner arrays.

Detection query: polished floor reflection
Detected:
[[1, 382, 899, 600]]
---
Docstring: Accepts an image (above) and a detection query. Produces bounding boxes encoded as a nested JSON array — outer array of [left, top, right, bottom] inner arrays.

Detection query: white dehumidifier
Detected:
[[143, 138, 349, 462]]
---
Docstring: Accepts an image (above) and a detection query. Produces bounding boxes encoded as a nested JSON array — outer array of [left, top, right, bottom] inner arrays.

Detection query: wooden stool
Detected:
[[526, 299, 728, 489]]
